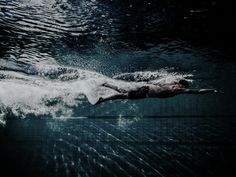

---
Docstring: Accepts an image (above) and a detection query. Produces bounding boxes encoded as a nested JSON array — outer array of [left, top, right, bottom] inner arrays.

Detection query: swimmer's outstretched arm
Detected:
[[178, 88, 218, 94]]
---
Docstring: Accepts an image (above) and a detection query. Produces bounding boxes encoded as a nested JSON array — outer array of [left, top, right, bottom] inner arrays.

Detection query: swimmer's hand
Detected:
[[213, 89, 224, 94]]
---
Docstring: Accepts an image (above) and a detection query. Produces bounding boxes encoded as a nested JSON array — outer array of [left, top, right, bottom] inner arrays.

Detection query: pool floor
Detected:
[[0, 117, 236, 177]]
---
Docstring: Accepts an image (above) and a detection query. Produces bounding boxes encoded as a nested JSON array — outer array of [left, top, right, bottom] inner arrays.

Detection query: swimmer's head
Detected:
[[178, 79, 189, 88]]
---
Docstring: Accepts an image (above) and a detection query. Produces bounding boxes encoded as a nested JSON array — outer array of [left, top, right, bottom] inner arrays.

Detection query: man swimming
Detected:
[[92, 79, 218, 105]]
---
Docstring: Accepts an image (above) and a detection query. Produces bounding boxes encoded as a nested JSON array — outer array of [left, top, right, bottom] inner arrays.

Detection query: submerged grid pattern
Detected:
[[1, 117, 236, 177]]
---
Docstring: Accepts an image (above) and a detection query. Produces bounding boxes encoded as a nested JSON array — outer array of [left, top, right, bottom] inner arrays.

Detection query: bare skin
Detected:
[[93, 79, 218, 104]]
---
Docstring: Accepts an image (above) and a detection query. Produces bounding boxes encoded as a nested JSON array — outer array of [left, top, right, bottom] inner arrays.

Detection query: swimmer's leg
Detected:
[[102, 82, 127, 93], [94, 93, 128, 105]]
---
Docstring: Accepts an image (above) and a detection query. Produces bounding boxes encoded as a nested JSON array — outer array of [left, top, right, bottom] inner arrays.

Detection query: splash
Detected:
[[113, 69, 193, 84], [0, 64, 194, 125]]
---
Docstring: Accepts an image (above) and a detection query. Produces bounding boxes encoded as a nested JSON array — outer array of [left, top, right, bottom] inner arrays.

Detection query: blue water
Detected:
[[0, 0, 235, 176]]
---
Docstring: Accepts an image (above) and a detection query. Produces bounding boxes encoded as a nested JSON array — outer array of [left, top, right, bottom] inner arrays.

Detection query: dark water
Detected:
[[1, 117, 236, 177], [0, 0, 235, 176]]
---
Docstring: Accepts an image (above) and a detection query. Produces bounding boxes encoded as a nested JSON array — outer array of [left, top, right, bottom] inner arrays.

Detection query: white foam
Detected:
[[0, 71, 84, 123], [113, 70, 193, 84], [0, 67, 194, 124]]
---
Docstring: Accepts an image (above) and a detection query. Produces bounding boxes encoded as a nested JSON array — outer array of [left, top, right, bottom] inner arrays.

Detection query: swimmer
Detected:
[[93, 79, 218, 104]]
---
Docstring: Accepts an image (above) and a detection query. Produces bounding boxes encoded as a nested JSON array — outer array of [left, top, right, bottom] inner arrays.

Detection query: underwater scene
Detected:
[[0, 0, 235, 176]]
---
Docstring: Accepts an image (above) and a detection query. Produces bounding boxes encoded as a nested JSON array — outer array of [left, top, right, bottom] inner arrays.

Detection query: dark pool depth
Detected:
[[1, 117, 236, 177]]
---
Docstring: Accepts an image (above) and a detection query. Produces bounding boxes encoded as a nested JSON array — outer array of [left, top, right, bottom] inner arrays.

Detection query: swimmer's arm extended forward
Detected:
[[177, 88, 218, 94]]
